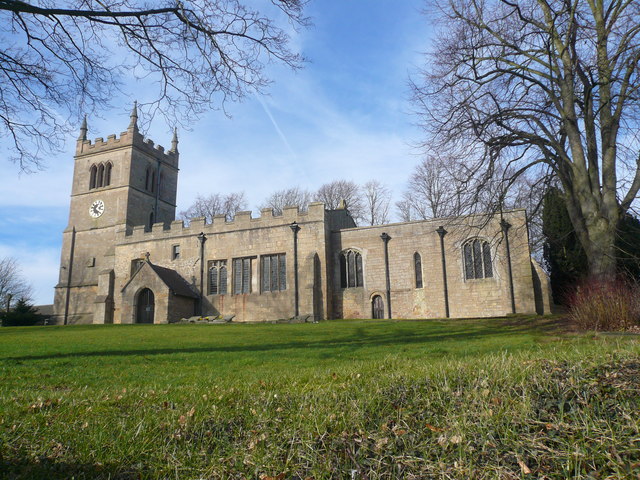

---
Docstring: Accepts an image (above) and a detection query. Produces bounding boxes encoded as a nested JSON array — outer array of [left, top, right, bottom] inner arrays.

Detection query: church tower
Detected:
[[53, 106, 180, 324]]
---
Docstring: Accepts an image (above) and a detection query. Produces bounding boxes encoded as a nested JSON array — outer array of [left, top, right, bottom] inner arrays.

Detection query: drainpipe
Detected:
[[154, 159, 161, 221], [197, 232, 207, 317], [64, 226, 76, 325], [436, 226, 450, 318], [501, 219, 516, 314], [380, 232, 392, 319], [289, 222, 301, 317]]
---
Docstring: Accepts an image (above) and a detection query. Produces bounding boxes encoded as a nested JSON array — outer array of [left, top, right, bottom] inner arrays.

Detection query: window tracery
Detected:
[[463, 239, 493, 279]]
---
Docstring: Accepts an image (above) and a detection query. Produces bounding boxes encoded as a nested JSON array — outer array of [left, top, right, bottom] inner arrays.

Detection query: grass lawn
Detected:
[[0, 316, 638, 479]]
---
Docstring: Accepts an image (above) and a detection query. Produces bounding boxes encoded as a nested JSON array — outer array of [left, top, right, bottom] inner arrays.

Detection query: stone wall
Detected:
[[111, 203, 331, 323], [331, 210, 539, 319], [53, 119, 179, 325]]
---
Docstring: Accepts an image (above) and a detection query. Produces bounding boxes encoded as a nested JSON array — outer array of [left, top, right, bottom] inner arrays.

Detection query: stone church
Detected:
[[52, 108, 552, 325]]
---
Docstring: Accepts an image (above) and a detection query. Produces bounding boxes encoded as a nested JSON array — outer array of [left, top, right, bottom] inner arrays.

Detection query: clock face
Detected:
[[89, 199, 105, 218]]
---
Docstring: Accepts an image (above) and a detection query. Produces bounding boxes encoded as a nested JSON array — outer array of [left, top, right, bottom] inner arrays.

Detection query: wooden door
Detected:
[[372, 295, 384, 319], [136, 288, 155, 323]]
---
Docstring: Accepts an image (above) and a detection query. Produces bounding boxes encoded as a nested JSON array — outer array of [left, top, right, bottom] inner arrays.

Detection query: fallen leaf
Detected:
[[186, 407, 195, 417], [375, 437, 389, 450], [178, 415, 187, 426], [259, 474, 285, 480], [517, 457, 532, 474], [425, 423, 444, 432]]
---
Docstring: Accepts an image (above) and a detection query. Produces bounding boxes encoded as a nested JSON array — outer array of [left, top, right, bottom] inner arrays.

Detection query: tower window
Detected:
[[463, 239, 493, 280], [131, 258, 145, 276], [172, 244, 180, 260], [339, 249, 363, 288], [97, 163, 105, 188], [104, 162, 112, 186], [89, 164, 97, 189], [148, 211, 154, 230], [145, 166, 156, 192], [208, 260, 228, 295], [414, 252, 423, 288]]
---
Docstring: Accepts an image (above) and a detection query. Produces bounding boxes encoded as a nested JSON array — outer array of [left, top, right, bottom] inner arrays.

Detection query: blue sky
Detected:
[[0, 1, 432, 305]]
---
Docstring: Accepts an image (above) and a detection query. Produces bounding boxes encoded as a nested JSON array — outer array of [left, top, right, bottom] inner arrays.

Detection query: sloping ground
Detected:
[[0, 317, 638, 479]]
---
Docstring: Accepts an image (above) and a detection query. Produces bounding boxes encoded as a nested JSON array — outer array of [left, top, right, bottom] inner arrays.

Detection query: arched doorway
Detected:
[[372, 295, 384, 319], [136, 288, 155, 323]]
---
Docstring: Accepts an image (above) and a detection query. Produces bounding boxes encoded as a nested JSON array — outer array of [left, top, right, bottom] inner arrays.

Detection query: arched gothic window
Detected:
[[145, 167, 151, 191], [463, 239, 493, 280], [159, 172, 165, 197], [89, 164, 97, 189], [339, 249, 363, 288], [209, 260, 228, 295], [150, 170, 156, 193], [104, 162, 112, 186], [96, 163, 105, 188], [414, 252, 423, 288]]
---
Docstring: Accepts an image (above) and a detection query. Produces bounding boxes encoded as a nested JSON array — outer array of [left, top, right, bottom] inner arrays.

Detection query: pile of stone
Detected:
[[178, 315, 235, 324]]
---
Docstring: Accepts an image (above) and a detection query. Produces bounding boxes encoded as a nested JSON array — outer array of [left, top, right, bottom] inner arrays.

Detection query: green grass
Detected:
[[0, 316, 638, 479]]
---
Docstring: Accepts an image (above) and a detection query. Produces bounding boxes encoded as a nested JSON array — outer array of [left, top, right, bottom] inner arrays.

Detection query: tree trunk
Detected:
[[561, 188, 619, 280], [582, 219, 618, 279]]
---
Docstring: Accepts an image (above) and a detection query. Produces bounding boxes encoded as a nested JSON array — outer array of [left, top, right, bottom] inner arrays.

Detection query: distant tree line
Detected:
[[180, 179, 392, 226], [0, 256, 41, 326]]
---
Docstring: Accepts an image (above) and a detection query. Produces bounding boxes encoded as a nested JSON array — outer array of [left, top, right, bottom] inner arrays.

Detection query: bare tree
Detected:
[[395, 198, 414, 222], [0, 257, 32, 311], [399, 155, 467, 220], [362, 180, 391, 226], [0, 0, 308, 171], [314, 180, 364, 224], [258, 187, 312, 215], [414, 0, 640, 278], [179, 192, 247, 222]]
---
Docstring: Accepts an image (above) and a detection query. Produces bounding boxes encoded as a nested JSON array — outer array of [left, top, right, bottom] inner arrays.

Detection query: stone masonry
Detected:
[[53, 113, 552, 324]]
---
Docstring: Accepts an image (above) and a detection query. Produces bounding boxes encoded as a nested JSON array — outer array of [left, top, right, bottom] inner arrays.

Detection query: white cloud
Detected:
[[0, 0, 433, 306]]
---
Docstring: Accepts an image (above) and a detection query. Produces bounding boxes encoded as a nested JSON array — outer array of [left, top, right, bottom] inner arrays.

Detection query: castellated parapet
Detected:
[[119, 202, 327, 244], [76, 129, 178, 168]]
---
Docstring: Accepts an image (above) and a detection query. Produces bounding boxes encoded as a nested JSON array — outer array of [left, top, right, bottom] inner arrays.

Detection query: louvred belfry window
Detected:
[[104, 162, 112, 186], [97, 163, 104, 187], [89, 164, 97, 189]]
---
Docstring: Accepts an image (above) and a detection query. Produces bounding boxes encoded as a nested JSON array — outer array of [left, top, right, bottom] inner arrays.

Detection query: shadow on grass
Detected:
[[4, 316, 568, 362], [1, 458, 140, 480]]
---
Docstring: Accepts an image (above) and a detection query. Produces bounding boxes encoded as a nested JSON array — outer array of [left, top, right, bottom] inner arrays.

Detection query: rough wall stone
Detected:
[[54, 120, 550, 324]]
